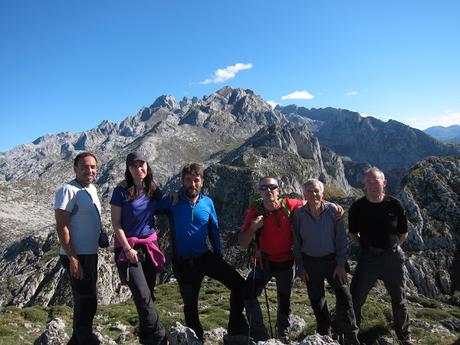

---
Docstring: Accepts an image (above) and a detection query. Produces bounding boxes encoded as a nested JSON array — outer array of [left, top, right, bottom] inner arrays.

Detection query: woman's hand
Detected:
[[124, 247, 139, 264]]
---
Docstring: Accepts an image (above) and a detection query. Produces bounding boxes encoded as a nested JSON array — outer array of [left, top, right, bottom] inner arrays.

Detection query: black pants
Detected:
[[302, 254, 359, 344], [350, 247, 411, 342], [245, 259, 294, 340], [60, 254, 100, 345], [115, 246, 166, 345], [172, 251, 248, 340]]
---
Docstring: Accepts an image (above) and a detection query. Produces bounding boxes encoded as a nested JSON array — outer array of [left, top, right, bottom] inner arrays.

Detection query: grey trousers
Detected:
[[245, 259, 294, 340], [116, 247, 166, 345], [350, 246, 410, 341], [302, 254, 359, 344]]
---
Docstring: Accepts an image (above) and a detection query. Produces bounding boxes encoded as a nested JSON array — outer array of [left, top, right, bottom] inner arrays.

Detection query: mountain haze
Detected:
[[425, 124, 460, 142]]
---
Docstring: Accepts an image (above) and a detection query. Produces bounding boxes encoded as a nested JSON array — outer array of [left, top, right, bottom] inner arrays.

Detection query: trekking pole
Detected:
[[247, 255, 257, 345], [263, 284, 274, 339]]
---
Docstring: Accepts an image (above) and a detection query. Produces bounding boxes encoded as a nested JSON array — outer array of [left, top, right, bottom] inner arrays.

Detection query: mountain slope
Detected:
[[0, 87, 459, 308], [278, 106, 460, 170], [425, 124, 460, 141]]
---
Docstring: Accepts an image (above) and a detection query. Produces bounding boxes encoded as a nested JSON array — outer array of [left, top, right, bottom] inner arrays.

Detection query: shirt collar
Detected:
[[305, 201, 326, 216]]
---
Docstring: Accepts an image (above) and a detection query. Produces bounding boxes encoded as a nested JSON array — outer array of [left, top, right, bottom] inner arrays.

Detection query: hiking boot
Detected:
[[278, 334, 289, 344], [399, 338, 414, 345], [67, 335, 78, 345]]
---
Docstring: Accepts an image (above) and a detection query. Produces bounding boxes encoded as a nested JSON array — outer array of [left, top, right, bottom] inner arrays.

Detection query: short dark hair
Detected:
[[74, 152, 97, 167], [181, 163, 204, 180]]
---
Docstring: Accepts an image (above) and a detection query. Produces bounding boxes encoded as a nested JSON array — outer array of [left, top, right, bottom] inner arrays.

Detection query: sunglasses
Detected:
[[258, 184, 278, 191]]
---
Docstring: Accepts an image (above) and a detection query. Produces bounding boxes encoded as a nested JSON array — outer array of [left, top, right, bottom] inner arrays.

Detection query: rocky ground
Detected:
[[1, 277, 459, 345], [1, 87, 460, 344]]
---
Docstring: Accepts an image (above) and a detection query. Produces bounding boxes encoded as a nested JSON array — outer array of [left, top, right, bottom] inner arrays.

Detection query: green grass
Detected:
[[408, 294, 443, 309], [20, 306, 48, 323], [0, 326, 14, 337], [412, 330, 458, 345], [415, 307, 452, 322], [0, 278, 459, 344], [0, 306, 45, 345]]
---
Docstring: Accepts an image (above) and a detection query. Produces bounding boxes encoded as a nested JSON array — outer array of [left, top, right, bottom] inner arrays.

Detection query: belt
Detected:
[[302, 253, 335, 261], [366, 246, 399, 254], [174, 252, 208, 266]]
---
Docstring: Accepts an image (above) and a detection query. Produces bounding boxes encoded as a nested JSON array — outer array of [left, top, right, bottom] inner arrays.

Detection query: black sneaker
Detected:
[[67, 335, 78, 345], [399, 337, 414, 345]]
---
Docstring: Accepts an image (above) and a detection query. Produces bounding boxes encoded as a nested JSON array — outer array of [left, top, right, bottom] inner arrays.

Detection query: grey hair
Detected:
[[259, 176, 279, 185], [303, 178, 324, 193], [365, 167, 385, 180]]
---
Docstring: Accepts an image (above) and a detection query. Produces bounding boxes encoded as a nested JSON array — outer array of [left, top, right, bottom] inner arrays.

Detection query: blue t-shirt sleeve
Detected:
[[110, 186, 125, 207], [207, 198, 221, 256], [157, 194, 173, 210]]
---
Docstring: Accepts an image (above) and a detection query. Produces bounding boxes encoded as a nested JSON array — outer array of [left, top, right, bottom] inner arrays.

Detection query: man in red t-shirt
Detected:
[[239, 177, 305, 341]]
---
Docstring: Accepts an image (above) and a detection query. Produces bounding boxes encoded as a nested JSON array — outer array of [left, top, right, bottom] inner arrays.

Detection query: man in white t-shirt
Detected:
[[55, 152, 101, 345]]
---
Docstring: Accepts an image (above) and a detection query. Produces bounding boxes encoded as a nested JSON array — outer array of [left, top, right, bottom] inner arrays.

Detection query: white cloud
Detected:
[[200, 63, 252, 84], [437, 112, 460, 126], [346, 91, 359, 96], [267, 101, 279, 109], [444, 109, 452, 114], [281, 90, 314, 100], [403, 111, 460, 130]]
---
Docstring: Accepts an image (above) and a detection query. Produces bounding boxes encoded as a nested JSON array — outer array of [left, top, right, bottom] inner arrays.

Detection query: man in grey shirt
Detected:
[[293, 179, 359, 345], [55, 152, 101, 345]]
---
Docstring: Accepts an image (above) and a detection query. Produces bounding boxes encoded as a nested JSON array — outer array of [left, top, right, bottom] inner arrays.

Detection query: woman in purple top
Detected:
[[110, 152, 166, 345]]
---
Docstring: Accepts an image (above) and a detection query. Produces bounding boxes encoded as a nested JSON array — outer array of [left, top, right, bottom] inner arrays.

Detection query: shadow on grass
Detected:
[[359, 324, 390, 345]]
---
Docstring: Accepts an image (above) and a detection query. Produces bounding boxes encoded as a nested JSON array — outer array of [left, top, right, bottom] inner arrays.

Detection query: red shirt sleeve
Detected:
[[286, 198, 305, 212], [241, 207, 257, 233]]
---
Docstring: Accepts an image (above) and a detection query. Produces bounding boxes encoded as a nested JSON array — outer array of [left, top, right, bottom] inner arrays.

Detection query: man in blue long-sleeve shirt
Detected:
[[168, 163, 248, 341]]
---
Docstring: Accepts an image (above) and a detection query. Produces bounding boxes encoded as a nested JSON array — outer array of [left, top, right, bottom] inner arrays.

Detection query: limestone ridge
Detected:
[[278, 105, 460, 170], [398, 156, 460, 297], [179, 86, 284, 138], [2, 87, 458, 181], [219, 124, 351, 194], [0, 86, 459, 307]]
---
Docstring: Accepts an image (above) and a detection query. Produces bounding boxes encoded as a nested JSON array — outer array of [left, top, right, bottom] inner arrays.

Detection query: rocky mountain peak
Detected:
[[179, 87, 284, 139], [202, 86, 262, 108], [178, 96, 199, 114], [150, 95, 181, 113]]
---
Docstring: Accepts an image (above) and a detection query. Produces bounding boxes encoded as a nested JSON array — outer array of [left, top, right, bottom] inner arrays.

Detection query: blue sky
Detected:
[[1, 0, 459, 152]]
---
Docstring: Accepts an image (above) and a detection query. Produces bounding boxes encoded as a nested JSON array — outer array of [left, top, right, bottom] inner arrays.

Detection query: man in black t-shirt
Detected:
[[349, 167, 412, 345]]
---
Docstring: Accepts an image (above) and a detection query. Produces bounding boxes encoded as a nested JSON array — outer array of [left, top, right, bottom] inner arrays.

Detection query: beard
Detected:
[[184, 186, 200, 199]]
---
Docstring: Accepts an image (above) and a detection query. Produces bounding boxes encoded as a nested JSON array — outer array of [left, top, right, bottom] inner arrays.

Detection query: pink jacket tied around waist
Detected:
[[114, 232, 165, 284]]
